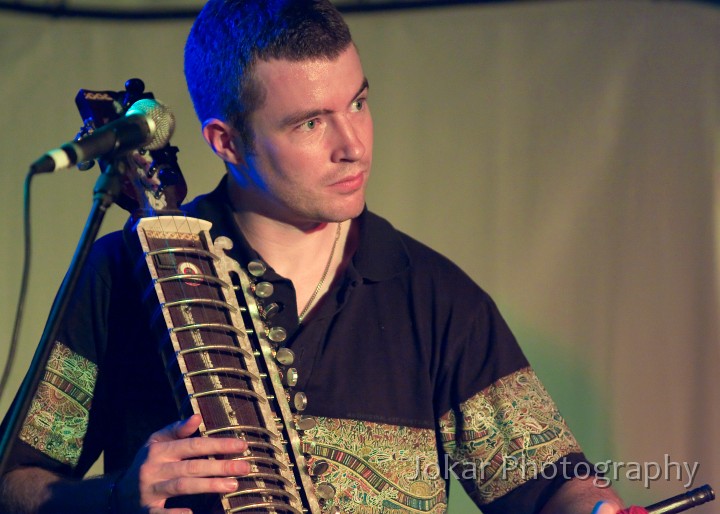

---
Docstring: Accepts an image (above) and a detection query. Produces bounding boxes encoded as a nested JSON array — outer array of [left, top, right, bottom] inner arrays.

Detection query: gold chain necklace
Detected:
[[298, 222, 342, 323]]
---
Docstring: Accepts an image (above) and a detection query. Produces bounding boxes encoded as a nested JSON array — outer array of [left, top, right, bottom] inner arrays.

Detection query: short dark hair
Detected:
[[184, 0, 353, 148]]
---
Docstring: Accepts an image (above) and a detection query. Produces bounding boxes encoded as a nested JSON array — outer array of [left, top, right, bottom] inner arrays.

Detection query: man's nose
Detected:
[[330, 115, 366, 163]]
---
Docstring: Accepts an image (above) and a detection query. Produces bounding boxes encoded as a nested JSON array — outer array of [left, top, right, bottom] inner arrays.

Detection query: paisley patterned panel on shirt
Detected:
[[438, 366, 582, 504], [300, 417, 447, 513], [19, 341, 98, 467]]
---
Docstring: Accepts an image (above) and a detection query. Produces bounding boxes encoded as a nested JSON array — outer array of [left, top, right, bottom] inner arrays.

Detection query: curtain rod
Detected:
[[0, 0, 715, 21]]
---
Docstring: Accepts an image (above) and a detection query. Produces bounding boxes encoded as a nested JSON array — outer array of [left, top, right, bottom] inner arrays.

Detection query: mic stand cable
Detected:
[[0, 158, 127, 478]]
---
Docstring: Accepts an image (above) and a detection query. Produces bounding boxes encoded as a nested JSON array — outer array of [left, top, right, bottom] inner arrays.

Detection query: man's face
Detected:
[[230, 45, 373, 227]]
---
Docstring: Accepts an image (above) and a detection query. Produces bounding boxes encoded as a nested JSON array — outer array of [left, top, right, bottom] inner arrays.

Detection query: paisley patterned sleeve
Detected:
[[17, 342, 98, 469], [1, 233, 119, 477], [435, 293, 591, 513], [439, 367, 587, 511]]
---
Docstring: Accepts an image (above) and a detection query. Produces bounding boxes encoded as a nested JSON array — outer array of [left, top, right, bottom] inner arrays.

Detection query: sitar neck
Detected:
[[132, 215, 322, 514]]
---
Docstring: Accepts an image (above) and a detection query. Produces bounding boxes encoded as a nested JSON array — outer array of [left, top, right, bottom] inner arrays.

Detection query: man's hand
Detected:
[[539, 477, 625, 514], [595, 503, 650, 514], [114, 414, 250, 514], [593, 501, 623, 514]]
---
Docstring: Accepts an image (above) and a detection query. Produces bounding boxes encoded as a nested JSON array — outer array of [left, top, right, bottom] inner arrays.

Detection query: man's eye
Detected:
[[300, 119, 317, 131], [352, 99, 365, 112]]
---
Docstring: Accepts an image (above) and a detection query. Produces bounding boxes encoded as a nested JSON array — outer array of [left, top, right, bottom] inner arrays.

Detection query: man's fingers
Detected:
[[174, 414, 203, 439], [148, 508, 192, 514], [148, 414, 203, 444], [134, 416, 250, 511], [161, 456, 251, 479], [154, 476, 242, 498], [147, 434, 248, 461], [593, 501, 622, 514]]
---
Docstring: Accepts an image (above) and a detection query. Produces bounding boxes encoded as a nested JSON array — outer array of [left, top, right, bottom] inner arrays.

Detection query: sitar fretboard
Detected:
[[134, 215, 322, 514]]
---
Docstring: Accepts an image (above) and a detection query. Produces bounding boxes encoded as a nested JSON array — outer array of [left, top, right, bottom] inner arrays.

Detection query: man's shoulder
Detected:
[[363, 210, 470, 271], [91, 230, 127, 267], [362, 210, 486, 296]]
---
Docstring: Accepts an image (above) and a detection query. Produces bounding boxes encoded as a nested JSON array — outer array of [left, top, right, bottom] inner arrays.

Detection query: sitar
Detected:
[[76, 80, 327, 514]]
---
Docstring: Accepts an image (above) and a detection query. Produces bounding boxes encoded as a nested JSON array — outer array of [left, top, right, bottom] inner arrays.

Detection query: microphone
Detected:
[[646, 484, 715, 513], [30, 98, 175, 174], [617, 484, 716, 514]]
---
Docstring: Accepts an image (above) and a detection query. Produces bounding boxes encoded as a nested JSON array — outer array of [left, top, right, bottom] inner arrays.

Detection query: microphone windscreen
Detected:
[[127, 98, 176, 150]]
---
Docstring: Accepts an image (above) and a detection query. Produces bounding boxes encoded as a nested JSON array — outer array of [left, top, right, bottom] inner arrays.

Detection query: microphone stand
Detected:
[[0, 157, 127, 477]]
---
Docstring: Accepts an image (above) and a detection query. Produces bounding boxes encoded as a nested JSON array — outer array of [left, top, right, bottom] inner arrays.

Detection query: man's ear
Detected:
[[202, 118, 244, 165]]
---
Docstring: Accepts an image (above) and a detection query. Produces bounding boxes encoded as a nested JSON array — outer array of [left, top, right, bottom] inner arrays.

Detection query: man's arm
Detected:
[[539, 477, 625, 514], [0, 467, 112, 514], [0, 415, 250, 514]]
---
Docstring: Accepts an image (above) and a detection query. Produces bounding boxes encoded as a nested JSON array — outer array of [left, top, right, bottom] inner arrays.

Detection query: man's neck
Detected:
[[232, 209, 354, 320], [233, 210, 338, 272]]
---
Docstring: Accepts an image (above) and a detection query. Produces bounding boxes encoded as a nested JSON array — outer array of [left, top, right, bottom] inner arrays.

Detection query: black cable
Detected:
[[0, 169, 35, 405]]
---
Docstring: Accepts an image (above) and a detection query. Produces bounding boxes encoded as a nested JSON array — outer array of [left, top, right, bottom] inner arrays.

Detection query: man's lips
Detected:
[[329, 170, 366, 192]]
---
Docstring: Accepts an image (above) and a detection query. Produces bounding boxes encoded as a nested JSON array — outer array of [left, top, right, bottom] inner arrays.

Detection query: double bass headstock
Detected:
[[74, 78, 187, 217]]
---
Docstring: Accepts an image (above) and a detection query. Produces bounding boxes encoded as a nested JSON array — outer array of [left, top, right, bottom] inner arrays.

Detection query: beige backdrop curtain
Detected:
[[1, 1, 718, 512]]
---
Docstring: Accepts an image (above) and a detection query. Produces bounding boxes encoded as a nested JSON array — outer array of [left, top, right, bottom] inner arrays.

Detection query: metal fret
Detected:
[[227, 501, 303, 514], [236, 455, 290, 471], [204, 425, 278, 440], [147, 246, 219, 261], [155, 273, 230, 288], [229, 487, 296, 500], [183, 367, 259, 381], [235, 472, 294, 488], [171, 322, 247, 336], [190, 387, 265, 402], [243, 440, 283, 454], [163, 298, 237, 312], [177, 345, 252, 360]]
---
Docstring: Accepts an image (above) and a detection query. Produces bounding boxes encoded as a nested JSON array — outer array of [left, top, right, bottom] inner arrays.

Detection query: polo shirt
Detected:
[[4, 178, 590, 513]]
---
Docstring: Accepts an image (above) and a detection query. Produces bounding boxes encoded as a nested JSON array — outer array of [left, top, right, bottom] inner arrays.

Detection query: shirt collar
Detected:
[[182, 176, 411, 283], [352, 207, 410, 283]]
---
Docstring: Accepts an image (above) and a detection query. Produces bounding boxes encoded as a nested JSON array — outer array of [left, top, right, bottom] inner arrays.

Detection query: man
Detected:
[[0, 1, 630, 513]]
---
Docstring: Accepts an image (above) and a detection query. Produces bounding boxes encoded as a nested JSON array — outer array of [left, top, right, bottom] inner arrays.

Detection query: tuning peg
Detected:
[[291, 391, 307, 412], [295, 415, 317, 431], [315, 483, 336, 500], [247, 260, 267, 277], [282, 367, 298, 387], [310, 459, 330, 476], [268, 326, 287, 343], [261, 302, 280, 319], [275, 347, 295, 366], [253, 281, 274, 298]]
